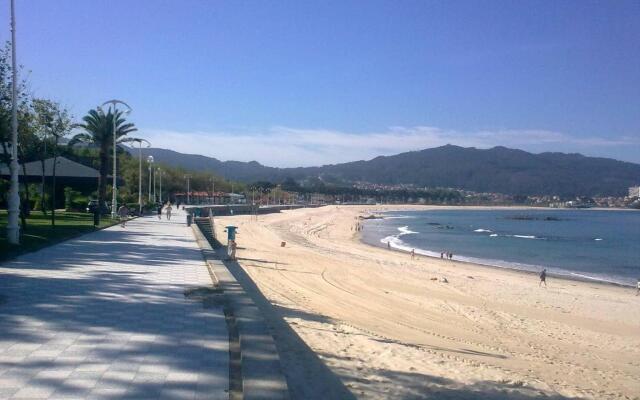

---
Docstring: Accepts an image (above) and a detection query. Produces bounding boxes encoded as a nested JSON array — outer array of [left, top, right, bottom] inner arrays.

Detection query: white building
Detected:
[[629, 186, 640, 198]]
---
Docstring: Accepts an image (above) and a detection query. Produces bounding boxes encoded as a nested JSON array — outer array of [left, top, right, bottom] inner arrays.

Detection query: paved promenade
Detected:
[[0, 209, 229, 399]]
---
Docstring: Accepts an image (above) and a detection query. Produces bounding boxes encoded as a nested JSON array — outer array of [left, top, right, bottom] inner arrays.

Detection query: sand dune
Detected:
[[214, 205, 640, 399]]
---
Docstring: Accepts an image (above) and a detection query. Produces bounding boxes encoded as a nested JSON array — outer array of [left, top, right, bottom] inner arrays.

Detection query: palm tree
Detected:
[[69, 107, 136, 217]]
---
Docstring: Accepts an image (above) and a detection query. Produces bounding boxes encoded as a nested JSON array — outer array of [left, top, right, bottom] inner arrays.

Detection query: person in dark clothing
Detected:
[[157, 204, 163, 220], [540, 269, 547, 287]]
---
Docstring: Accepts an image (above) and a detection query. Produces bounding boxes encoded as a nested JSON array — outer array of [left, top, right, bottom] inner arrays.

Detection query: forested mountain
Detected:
[[133, 145, 640, 197]]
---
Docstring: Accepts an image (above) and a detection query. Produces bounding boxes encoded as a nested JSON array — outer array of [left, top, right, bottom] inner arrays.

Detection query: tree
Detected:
[[0, 42, 31, 229], [0, 42, 20, 173], [33, 99, 72, 225], [70, 107, 136, 220], [16, 104, 36, 223]]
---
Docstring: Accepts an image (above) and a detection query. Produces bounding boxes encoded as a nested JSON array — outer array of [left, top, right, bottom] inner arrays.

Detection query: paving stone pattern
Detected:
[[0, 209, 229, 399]]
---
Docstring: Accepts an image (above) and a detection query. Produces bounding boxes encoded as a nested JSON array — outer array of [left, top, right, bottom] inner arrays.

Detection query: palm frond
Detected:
[[67, 133, 93, 147]]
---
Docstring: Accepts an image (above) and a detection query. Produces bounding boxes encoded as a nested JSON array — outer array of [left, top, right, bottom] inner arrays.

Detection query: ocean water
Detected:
[[361, 209, 640, 286]]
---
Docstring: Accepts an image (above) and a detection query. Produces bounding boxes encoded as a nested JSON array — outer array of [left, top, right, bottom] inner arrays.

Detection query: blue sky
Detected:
[[1, 0, 639, 166]]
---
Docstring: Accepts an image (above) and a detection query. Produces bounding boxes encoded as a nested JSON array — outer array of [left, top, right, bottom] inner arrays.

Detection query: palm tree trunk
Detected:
[[97, 142, 109, 218]]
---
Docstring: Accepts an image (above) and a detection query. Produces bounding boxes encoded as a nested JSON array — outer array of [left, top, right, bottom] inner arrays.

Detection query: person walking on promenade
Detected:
[[166, 203, 173, 221], [118, 204, 129, 228], [157, 203, 163, 220], [540, 269, 547, 288], [228, 240, 237, 260]]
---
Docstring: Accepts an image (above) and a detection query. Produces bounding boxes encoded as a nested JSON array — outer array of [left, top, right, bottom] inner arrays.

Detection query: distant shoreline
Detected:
[[354, 204, 637, 212], [356, 205, 637, 289]]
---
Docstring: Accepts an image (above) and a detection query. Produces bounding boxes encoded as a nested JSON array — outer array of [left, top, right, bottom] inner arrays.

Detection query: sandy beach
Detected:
[[214, 205, 640, 399]]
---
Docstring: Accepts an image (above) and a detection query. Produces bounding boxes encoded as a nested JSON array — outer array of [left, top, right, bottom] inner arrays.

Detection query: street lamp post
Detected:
[[122, 138, 150, 215], [147, 156, 154, 204], [153, 166, 157, 203], [158, 168, 162, 204], [210, 177, 215, 204], [184, 175, 191, 204], [101, 99, 132, 219], [6, 0, 20, 244]]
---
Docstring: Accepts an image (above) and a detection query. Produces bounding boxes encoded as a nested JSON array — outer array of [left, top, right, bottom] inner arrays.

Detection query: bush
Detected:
[[63, 187, 88, 211], [32, 193, 50, 211]]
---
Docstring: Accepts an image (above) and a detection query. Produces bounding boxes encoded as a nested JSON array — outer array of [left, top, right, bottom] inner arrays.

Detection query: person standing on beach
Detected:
[[411, 249, 415, 259], [636, 279, 640, 296], [540, 269, 547, 287]]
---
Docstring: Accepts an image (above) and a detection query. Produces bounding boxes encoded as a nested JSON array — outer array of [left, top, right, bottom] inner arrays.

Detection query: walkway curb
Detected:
[[191, 224, 290, 400]]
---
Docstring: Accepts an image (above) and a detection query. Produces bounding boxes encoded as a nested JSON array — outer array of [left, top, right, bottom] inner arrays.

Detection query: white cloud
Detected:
[[138, 125, 640, 167]]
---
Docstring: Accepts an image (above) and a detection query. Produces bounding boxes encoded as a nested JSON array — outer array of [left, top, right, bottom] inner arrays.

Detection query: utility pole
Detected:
[[6, 0, 20, 244]]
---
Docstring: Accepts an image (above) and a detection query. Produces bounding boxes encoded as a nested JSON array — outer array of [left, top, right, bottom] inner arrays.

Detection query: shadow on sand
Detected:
[[219, 253, 357, 400], [219, 247, 578, 400]]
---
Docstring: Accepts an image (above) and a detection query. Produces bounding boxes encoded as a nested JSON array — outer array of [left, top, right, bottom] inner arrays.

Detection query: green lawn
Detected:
[[0, 210, 118, 261]]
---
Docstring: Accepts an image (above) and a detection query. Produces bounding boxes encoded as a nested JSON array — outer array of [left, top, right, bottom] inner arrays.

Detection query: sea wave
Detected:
[[488, 233, 544, 240], [474, 228, 492, 233], [569, 272, 623, 285], [380, 235, 442, 258], [510, 234, 540, 239], [398, 226, 419, 235]]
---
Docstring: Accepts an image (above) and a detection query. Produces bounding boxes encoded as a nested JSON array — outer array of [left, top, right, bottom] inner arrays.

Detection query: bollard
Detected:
[[186, 213, 192, 226]]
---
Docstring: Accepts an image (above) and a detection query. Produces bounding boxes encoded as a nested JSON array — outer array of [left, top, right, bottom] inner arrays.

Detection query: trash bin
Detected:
[[186, 213, 193, 226]]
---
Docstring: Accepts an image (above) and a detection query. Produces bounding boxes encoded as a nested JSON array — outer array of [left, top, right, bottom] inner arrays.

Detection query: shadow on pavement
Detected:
[[0, 219, 228, 399]]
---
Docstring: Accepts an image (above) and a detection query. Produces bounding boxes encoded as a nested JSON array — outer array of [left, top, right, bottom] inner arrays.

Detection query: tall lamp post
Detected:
[[184, 174, 191, 204], [123, 138, 150, 214], [158, 168, 162, 204], [210, 177, 215, 204], [6, 0, 20, 244], [147, 156, 154, 203], [102, 99, 132, 219], [153, 166, 157, 203]]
